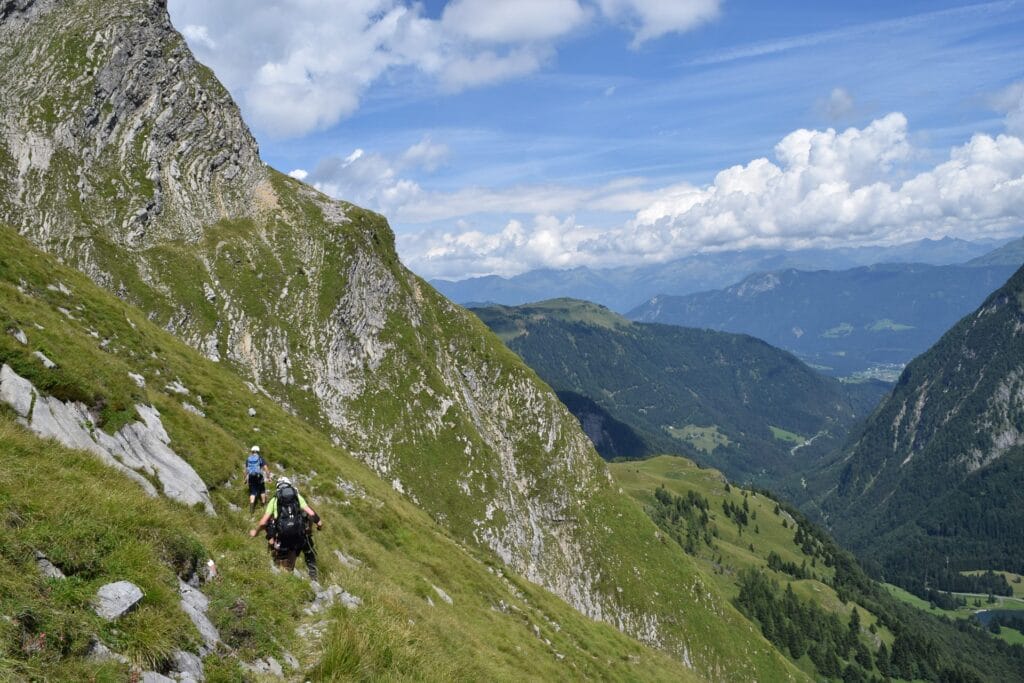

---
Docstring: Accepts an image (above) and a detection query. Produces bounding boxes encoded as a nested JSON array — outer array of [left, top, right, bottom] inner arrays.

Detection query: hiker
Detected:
[[249, 477, 323, 580], [244, 445, 272, 513]]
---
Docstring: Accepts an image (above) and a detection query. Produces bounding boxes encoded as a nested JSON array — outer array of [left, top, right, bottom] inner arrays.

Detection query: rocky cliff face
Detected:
[[0, 1, 797, 677]]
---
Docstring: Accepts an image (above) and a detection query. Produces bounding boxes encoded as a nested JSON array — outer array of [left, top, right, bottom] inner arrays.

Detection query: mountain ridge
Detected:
[[816, 263, 1024, 594], [471, 298, 888, 488], [628, 263, 1018, 378], [0, 0, 799, 677], [432, 237, 1014, 312]]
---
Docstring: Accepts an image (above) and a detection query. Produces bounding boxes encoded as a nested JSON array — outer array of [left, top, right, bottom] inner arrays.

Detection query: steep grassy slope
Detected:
[[612, 456, 1024, 682], [473, 299, 885, 488], [0, 2, 805, 677], [818, 265, 1024, 597], [0, 226, 722, 680], [629, 264, 1017, 379]]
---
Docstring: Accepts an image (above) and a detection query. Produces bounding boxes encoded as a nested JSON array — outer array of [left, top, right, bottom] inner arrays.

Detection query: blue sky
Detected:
[[169, 0, 1024, 279]]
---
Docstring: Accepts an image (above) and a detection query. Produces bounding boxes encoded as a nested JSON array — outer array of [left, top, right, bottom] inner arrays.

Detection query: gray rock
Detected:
[[87, 638, 129, 664], [141, 672, 175, 683], [432, 584, 454, 606], [128, 372, 146, 388], [247, 407, 256, 417], [94, 581, 143, 620], [281, 651, 299, 670], [178, 580, 220, 653], [10, 328, 27, 345], [1, 366, 216, 512], [304, 583, 361, 615], [0, 364, 34, 417], [170, 649, 204, 682], [34, 550, 64, 579], [333, 549, 362, 569], [182, 402, 205, 417], [242, 657, 283, 678], [31, 350, 55, 368], [165, 380, 189, 395]]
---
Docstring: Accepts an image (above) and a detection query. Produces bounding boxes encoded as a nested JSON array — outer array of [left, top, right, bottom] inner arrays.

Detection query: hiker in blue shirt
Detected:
[[244, 445, 272, 513]]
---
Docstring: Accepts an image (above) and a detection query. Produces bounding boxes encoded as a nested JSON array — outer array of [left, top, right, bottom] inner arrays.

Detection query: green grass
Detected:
[[867, 318, 914, 332], [821, 323, 853, 338], [962, 570, 1024, 598], [884, 581, 1024, 648], [664, 424, 731, 454], [0, 225, 717, 680], [769, 426, 806, 444], [611, 456, 898, 675]]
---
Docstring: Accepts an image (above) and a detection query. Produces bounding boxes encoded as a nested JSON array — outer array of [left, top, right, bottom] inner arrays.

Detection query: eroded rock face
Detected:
[[94, 580, 143, 620], [0, 364, 214, 513]]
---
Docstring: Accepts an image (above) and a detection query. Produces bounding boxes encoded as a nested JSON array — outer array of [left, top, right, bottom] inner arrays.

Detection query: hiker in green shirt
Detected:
[[249, 477, 323, 579]]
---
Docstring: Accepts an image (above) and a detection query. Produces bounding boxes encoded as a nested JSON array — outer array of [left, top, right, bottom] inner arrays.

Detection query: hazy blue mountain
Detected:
[[472, 299, 889, 488], [628, 264, 1018, 379], [432, 237, 1013, 312], [968, 236, 1024, 266]]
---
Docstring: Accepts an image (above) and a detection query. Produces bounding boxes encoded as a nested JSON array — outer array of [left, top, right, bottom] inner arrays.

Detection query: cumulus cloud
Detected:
[[441, 0, 589, 43], [596, 0, 721, 46], [392, 114, 1024, 278], [170, 0, 721, 136]]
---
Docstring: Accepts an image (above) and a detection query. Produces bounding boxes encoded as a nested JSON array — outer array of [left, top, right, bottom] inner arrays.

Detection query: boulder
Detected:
[[34, 550, 65, 579], [170, 649, 204, 682], [93, 581, 143, 620], [178, 580, 220, 653], [0, 364, 34, 418], [32, 350, 55, 368], [432, 584, 454, 606], [87, 639, 129, 664], [140, 672, 175, 683], [242, 657, 283, 678]]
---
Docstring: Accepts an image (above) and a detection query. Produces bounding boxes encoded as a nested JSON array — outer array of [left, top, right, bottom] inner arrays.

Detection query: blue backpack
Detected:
[[246, 454, 263, 477]]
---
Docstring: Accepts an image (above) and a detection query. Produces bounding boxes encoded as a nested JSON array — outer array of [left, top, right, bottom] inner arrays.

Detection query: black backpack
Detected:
[[275, 486, 305, 548]]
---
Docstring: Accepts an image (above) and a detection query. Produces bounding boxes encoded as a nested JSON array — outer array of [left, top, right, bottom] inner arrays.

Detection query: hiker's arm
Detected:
[[249, 512, 272, 537], [303, 506, 323, 529]]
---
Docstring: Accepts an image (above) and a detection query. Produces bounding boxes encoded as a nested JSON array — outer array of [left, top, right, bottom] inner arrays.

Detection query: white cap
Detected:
[[250, 445, 260, 453]]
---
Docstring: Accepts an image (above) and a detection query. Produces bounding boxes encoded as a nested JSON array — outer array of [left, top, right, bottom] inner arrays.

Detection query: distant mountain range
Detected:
[[814, 263, 1024, 595], [432, 237, 1015, 312], [472, 299, 889, 488], [628, 263, 1019, 379]]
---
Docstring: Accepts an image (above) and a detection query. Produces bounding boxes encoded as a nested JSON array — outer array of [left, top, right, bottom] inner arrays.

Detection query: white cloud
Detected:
[[181, 24, 216, 50], [992, 81, 1024, 136], [288, 168, 308, 181], [822, 87, 855, 120], [400, 138, 449, 171], [441, 0, 589, 43], [597, 0, 721, 46], [390, 114, 1024, 278], [169, 0, 721, 137]]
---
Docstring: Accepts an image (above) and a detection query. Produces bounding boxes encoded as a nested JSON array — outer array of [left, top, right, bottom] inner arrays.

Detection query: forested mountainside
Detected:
[[817, 264, 1024, 598], [629, 264, 1018, 379], [472, 299, 888, 488], [0, 0, 801, 678], [611, 456, 1024, 682]]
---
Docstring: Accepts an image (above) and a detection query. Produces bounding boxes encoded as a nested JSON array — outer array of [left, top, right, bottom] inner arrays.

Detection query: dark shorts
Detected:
[[247, 474, 265, 497]]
